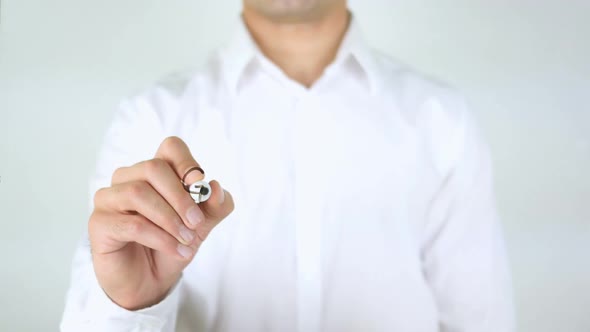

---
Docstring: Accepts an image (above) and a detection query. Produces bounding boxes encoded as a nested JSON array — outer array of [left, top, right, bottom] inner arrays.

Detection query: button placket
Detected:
[[293, 94, 323, 332]]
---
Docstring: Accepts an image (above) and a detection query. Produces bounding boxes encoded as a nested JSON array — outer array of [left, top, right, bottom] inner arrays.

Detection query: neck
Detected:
[[242, 6, 350, 88]]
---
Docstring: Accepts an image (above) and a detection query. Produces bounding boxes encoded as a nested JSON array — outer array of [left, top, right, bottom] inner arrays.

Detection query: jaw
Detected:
[[243, 0, 345, 23]]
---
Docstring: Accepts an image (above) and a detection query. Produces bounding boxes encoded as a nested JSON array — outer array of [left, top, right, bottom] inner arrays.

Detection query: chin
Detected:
[[246, 0, 340, 22]]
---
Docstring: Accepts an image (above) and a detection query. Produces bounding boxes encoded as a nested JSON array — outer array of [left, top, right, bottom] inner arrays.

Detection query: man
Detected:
[[61, 0, 514, 331]]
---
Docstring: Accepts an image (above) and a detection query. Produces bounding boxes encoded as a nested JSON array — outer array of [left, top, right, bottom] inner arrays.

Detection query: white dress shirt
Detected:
[[61, 16, 514, 332]]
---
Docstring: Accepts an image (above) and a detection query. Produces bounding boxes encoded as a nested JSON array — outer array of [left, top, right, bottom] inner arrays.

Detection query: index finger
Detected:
[[155, 136, 233, 242], [155, 136, 205, 185], [154, 136, 209, 232]]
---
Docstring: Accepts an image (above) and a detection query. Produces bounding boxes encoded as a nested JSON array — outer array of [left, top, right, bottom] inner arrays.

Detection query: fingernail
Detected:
[[186, 206, 204, 227], [177, 244, 193, 259], [179, 225, 195, 244]]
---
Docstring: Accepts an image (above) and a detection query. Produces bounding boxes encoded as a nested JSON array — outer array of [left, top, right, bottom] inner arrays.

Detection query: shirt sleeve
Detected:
[[60, 235, 182, 332], [60, 96, 181, 332], [420, 95, 515, 331]]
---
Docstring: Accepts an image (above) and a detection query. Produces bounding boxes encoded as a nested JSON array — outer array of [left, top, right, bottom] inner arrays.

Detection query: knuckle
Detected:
[[160, 136, 183, 152], [111, 166, 126, 184], [128, 181, 148, 198], [87, 213, 107, 254], [126, 218, 143, 236], [93, 187, 109, 208], [87, 211, 100, 233], [144, 158, 168, 178]]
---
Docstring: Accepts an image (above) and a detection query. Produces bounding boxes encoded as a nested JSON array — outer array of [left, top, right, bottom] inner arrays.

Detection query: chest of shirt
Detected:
[[179, 85, 432, 256], [174, 87, 439, 331]]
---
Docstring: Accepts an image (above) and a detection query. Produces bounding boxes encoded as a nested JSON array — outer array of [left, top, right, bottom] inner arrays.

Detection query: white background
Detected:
[[0, 1, 588, 331]]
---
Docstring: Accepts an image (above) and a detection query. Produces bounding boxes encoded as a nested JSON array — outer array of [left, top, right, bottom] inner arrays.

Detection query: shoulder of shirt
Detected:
[[370, 48, 467, 124], [370, 49, 476, 175], [119, 55, 227, 123], [125, 59, 219, 103]]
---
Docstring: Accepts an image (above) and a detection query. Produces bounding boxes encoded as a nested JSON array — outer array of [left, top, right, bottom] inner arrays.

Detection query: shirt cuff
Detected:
[[84, 277, 182, 332]]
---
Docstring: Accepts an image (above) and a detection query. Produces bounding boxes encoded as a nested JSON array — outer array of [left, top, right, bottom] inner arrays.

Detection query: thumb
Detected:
[[200, 179, 235, 223]]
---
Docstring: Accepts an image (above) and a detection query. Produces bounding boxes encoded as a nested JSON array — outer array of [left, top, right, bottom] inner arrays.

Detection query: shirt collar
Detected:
[[219, 13, 379, 95], [219, 16, 258, 95], [331, 15, 379, 94]]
